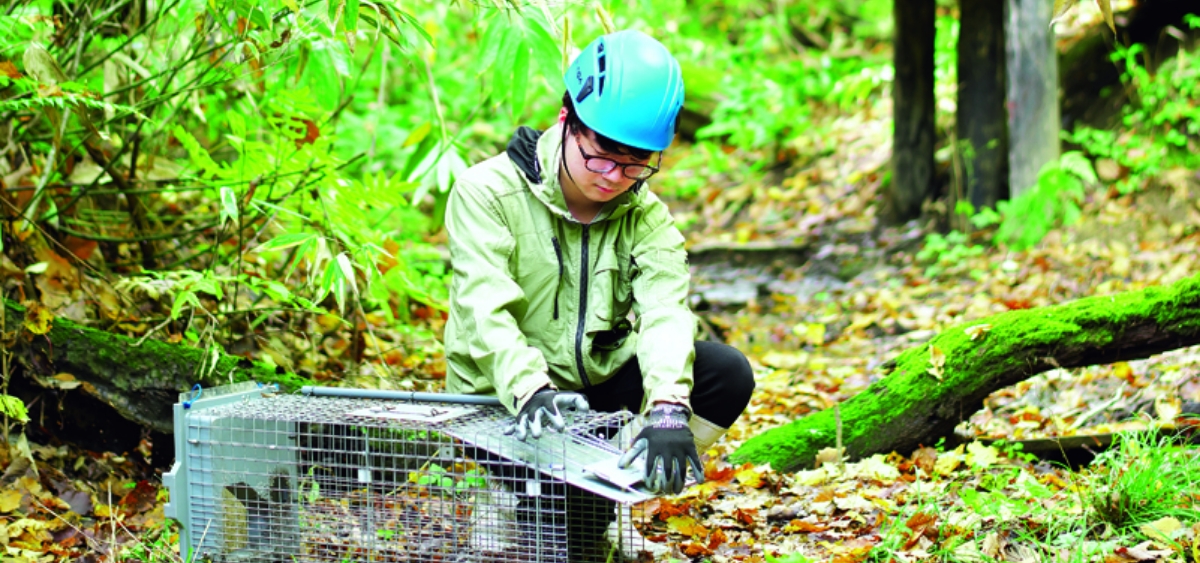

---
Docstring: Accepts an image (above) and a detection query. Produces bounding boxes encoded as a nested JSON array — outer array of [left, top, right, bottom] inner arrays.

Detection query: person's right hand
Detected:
[[504, 387, 590, 441]]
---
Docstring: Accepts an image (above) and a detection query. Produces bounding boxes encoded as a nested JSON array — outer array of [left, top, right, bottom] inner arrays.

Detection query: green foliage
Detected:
[[1068, 20, 1200, 194], [916, 230, 986, 279], [994, 151, 1096, 251], [0, 394, 29, 424], [1086, 430, 1200, 530]]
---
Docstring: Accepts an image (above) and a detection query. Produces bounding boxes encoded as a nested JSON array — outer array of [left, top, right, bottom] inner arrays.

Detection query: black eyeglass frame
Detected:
[[572, 132, 662, 181]]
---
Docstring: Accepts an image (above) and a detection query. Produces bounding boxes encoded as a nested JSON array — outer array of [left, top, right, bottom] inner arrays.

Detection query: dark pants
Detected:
[[565, 340, 755, 561], [582, 340, 756, 428]]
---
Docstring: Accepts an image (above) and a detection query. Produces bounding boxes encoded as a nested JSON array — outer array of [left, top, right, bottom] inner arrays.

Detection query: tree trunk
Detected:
[[957, 0, 1009, 210], [730, 273, 1200, 473], [2, 299, 294, 434], [1005, 0, 1059, 198], [885, 0, 937, 224]]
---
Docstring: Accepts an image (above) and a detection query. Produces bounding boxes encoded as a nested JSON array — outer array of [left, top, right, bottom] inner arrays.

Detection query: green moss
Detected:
[[4, 298, 314, 431], [731, 273, 1200, 472]]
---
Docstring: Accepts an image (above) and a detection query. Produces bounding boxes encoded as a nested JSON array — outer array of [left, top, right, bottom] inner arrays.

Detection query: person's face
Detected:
[[562, 130, 656, 205]]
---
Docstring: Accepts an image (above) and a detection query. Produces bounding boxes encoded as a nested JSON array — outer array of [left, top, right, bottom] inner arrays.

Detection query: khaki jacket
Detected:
[[444, 123, 697, 414]]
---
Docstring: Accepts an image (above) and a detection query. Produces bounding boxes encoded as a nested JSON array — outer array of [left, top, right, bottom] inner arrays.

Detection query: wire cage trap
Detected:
[[164, 382, 670, 563]]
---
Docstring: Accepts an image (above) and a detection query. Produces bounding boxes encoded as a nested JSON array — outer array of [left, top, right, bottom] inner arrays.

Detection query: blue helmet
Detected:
[[564, 30, 685, 152]]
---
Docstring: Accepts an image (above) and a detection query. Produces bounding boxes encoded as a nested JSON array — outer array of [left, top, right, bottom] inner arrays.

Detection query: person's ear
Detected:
[[557, 107, 568, 123]]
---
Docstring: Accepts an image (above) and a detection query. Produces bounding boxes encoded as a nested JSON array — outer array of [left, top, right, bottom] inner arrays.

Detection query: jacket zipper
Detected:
[[574, 225, 592, 387], [551, 236, 564, 320]]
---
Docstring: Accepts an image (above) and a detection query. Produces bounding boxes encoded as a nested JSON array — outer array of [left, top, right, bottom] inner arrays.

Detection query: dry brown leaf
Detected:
[[0, 61, 20, 79], [1118, 541, 1172, 561], [912, 447, 938, 475]]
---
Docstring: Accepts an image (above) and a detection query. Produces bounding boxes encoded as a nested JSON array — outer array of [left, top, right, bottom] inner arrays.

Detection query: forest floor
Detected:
[[3, 73, 1200, 563]]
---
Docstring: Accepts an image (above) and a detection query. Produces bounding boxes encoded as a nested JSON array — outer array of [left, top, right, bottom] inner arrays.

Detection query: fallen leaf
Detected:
[[965, 442, 999, 469], [783, 518, 827, 533], [814, 447, 843, 467], [1138, 517, 1182, 544], [833, 494, 876, 513], [1118, 541, 1172, 561], [0, 489, 22, 513], [0, 61, 21, 79], [847, 455, 899, 483], [45, 373, 82, 390], [964, 324, 992, 341], [735, 465, 766, 488], [761, 350, 809, 370], [912, 447, 938, 475], [667, 515, 707, 538], [22, 302, 54, 335], [683, 541, 713, 557], [929, 345, 946, 368], [707, 528, 728, 549], [732, 508, 758, 526], [1154, 396, 1181, 425], [934, 445, 965, 475]]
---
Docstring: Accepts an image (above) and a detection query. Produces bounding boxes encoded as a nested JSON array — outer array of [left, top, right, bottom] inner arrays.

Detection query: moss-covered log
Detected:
[[731, 273, 1200, 472], [2, 299, 305, 433]]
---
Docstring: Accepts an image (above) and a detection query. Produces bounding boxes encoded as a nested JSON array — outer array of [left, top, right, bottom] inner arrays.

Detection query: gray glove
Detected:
[[504, 387, 590, 441], [617, 403, 705, 495]]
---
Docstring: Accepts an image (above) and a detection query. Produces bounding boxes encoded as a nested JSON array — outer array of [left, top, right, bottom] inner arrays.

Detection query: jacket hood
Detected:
[[505, 123, 640, 223]]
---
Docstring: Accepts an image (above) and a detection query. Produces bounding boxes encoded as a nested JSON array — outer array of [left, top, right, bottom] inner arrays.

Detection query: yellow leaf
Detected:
[[760, 351, 808, 370], [22, 303, 54, 335], [965, 442, 999, 469], [94, 504, 113, 518], [735, 466, 765, 488], [934, 445, 964, 476], [1139, 517, 1182, 543], [964, 324, 992, 341], [1154, 396, 1181, 424], [0, 489, 22, 513], [929, 345, 946, 368], [806, 323, 825, 346], [667, 515, 706, 537], [1095, 0, 1115, 33]]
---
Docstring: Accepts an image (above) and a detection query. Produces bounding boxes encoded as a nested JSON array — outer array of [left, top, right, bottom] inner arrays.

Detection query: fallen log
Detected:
[[730, 273, 1200, 472], [2, 299, 301, 434]]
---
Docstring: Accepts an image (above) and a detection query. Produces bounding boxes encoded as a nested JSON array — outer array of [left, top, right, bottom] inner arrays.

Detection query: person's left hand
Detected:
[[617, 403, 705, 495]]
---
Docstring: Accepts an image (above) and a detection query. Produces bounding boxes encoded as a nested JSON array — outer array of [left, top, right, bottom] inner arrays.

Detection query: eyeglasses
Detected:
[[573, 133, 661, 180]]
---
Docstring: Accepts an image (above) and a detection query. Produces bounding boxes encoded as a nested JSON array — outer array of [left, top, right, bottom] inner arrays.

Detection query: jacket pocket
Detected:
[[590, 250, 635, 327]]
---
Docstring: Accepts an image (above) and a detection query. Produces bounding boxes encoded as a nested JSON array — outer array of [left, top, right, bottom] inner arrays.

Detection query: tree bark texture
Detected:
[[957, 0, 1010, 210], [2, 299, 292, 434], [730, 273, 1200, 473], [886, 0, 937, 224], [1005, 0, 1059, 198]]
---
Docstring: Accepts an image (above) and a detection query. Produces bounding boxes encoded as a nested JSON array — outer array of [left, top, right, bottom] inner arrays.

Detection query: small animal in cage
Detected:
[[165, 382, 672, 563]]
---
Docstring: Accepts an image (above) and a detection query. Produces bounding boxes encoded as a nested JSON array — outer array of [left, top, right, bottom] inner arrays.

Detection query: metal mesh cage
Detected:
[[164, 383, 665, 563]]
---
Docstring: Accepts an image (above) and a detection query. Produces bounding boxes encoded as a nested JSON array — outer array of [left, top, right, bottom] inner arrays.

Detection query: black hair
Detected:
[[559, 91, 654, 196], [560, 91, 655, 160]]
